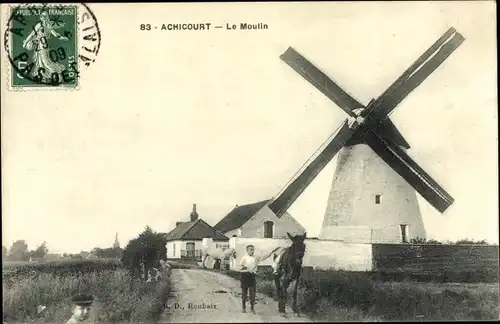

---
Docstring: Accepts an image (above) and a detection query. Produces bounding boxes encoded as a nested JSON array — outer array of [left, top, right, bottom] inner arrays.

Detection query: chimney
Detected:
[[190, 203, 199, 222]]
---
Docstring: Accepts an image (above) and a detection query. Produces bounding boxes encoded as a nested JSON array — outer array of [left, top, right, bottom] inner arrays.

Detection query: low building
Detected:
[[165, 203, 229, 261], [214, 199, 306, 239]]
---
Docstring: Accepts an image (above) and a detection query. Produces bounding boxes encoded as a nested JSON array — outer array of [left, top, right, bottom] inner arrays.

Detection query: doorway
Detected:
[[400, 224, 409, 243], [186, 242, 195, 258]]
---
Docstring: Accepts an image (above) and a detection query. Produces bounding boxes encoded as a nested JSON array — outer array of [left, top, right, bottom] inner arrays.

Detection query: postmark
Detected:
[[3, 3, 101, 90]]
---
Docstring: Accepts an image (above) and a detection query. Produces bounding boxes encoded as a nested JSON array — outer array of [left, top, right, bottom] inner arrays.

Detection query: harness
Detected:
[[276, 245, 303, 280], [275, 247, 292, 276]]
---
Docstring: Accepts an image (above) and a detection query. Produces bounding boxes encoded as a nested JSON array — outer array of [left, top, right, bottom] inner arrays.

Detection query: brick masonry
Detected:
[[371, 243, 500, 273]]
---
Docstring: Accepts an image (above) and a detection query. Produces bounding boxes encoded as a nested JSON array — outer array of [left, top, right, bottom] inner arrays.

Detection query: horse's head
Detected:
[[287, 232, 307, 265]]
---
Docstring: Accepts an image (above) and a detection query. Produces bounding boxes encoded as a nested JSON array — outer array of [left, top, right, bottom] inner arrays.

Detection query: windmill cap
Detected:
[[71, 294, 94, 306]]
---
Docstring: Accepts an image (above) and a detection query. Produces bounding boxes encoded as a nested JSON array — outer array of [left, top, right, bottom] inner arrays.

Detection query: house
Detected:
[[43, 253, 62, 261], [85, 253, 99, 260], [28, 257, 44, 263], [214, 199, 306, 239], [165, 203, 229, 261]]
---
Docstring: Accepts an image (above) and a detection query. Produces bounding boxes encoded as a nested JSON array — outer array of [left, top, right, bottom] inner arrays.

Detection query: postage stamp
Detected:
[[3, 3, 101, 90]]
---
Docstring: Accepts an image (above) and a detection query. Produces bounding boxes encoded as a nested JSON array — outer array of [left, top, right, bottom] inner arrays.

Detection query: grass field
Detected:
[[2, 259, 171, 323], [222, 268, 499, 321]]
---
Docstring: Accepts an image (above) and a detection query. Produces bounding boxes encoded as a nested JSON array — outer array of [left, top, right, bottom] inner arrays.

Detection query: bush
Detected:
[[121, 226, 166, 278]]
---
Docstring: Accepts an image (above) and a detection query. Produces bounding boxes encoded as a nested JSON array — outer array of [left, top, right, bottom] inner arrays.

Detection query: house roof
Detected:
[[214, 199, 271, 234], [164, 218, 229, 241]]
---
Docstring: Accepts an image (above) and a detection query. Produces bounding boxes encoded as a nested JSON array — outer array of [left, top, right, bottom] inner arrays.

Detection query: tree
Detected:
[[32, 241, 49, 258], [121, 226, 167, 279], [2, 245, 7, 259], [91, 247, 123, 259], [8, 240, 29, 261]]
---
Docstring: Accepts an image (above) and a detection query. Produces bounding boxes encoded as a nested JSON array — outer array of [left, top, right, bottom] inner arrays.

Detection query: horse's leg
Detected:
[[279, 278, 291, 315], [273, 275, 281, 299], [274, 275, 285, 314], [292, 275, 300, 316]]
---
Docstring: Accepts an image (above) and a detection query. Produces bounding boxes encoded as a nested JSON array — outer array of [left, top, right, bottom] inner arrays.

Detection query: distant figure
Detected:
[[146, 268, 161, 282], [139, 261, 147, 280], [66, 294, 93, 323], [213, 258, 221, 270], [239, 245, 280, 314], [159, 259, 172, 276]]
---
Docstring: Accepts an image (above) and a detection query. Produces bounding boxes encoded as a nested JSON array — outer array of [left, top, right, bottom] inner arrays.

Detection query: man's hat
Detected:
[[71, 294, 94, 306]]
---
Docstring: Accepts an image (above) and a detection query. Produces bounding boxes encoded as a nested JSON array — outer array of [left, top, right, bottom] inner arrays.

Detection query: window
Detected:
[[186, 242, 195, 258], [264, 221, 274, 238], [400, 224, 408, 243], [375, 194, 382, 204], [173, 243, 176, 257]]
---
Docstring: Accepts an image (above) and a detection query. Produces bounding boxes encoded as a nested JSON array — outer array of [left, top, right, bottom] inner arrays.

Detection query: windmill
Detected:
[[266, 27, 464, 243]]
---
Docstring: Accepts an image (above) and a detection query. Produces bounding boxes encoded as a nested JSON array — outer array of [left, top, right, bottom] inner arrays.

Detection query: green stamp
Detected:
[[5, 3, 101, 89]]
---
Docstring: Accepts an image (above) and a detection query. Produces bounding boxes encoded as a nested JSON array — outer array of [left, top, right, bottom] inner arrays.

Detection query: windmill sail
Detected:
[[280, 47, 363, 117], [363, 129, 454, 213], [273, 27, 460, 217], [372, 28, 457, 115], [374, 30, 465, 118], [268, 121, 358, 217]]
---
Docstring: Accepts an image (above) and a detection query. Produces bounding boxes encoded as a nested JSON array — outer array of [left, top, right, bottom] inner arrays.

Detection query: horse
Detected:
[[201, 246, 235, 270], [273, 232, 307, 316]]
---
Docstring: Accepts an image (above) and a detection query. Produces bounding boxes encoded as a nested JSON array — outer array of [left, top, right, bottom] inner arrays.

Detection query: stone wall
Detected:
[[372, 243, 500, 273], [228, 237, 372, 271]]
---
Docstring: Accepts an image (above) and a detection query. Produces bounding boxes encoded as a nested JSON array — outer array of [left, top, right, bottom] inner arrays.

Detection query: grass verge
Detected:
[[222, 268, 499, 321], [3, 262, 171, 323]]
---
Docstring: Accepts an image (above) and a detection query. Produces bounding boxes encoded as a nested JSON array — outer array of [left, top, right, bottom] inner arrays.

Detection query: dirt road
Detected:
[[159, 269, 311, 323]]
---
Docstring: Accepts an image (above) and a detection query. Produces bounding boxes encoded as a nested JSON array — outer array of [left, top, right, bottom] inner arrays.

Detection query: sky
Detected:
[[1, 2, 497, 254]]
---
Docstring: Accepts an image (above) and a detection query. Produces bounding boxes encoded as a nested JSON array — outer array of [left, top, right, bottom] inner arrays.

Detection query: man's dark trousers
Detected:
[[240, 272, 256, 310]]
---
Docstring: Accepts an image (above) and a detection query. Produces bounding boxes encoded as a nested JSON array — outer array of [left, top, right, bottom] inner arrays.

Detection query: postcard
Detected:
[[1, 2, 497, 323]]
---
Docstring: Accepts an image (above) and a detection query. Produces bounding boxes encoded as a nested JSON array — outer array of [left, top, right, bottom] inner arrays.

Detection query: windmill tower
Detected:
[[267, 28, 462, 244], [319, 140, 425, 243]]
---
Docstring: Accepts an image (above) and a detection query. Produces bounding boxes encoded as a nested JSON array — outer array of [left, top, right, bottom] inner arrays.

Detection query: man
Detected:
[[66, 294, 94, 323], [159, 259, 172, 276], [213, 258, 221, 270], [239, 245, 280, 314]]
